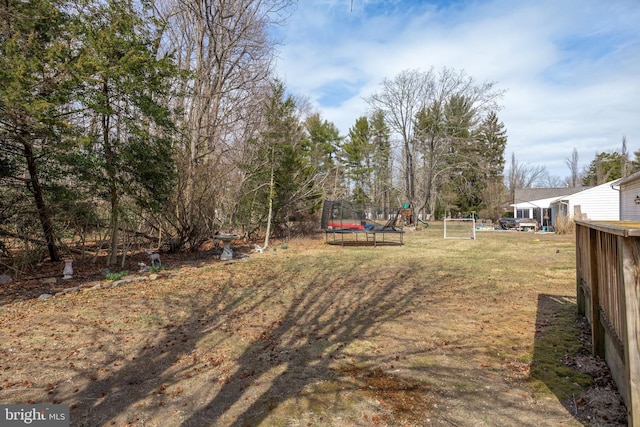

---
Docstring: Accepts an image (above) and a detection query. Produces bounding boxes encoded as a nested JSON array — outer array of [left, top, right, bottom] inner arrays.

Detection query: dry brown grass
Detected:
[[0, 224, 625, 426], [555, 214, 576, 235]]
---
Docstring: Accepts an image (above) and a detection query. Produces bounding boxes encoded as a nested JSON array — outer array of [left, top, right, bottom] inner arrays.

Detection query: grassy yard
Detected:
[[0, 224, 625, 426]]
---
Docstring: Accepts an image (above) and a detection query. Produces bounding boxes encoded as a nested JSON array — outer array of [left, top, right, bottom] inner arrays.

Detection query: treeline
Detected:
[[1, 0, 514, 269], [1, 0, 303, 267]]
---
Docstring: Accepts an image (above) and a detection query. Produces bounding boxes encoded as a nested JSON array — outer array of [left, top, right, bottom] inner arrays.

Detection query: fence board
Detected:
[[622, 238, 640, 427], [576, 220, 640, 426]]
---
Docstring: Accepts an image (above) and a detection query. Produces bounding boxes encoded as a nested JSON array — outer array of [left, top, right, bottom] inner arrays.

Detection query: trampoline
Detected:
[[320, 200, 404, 246]]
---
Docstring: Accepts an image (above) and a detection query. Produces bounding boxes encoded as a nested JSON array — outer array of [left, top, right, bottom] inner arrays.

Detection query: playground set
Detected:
[[320, 200, 405, 246]]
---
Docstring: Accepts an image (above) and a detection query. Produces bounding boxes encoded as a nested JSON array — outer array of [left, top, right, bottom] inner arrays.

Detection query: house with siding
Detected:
[[512, 187, 590, 229], [618, 171, 640, 220], [550, 179, 620, 222], [511, 180, 620, 228]]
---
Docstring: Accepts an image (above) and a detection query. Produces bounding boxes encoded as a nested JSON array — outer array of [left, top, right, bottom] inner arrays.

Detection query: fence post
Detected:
[[621, 237, 640, 426], [589, 228, 605, 358], [576, 224, 586, 315]]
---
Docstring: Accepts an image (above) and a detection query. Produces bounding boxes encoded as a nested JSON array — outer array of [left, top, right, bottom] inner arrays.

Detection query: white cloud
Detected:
[[274, 0, 640, 180]]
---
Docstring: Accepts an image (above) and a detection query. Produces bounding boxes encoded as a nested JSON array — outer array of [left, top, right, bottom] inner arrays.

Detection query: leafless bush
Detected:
[[555, 214, 575, 235]]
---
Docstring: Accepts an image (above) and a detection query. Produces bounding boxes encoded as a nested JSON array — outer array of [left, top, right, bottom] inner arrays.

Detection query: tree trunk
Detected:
[[108, 186, 120, 265], [403, 140, 415, 225], [101, 88, 120, 266], [422, 165, 435, 219], [21, 137, 59, 261], [263, 158, 275, 250]]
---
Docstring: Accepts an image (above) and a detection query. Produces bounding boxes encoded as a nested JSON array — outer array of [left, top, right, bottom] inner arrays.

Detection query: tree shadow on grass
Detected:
[[50, 255, 428, 426], [177, 264, 423, 426], [54, 273, 258, 426], [12, 258, 624, 426]]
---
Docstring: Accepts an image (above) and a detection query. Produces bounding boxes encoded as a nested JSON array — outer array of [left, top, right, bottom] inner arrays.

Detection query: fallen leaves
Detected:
[[0, 234, 627, 426], [336, 364, 435, 424]]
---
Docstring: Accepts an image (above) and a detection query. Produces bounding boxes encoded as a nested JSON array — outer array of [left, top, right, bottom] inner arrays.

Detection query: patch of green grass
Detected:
[[150, 265, 165, 273], [548, 266, 574, 271], [411, 355, 441, 368], [106, 270, 128, 281], [528, 303, 593, 401]]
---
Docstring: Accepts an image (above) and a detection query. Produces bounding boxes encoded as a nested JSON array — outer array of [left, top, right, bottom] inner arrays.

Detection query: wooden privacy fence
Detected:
[[575, 220, 640, 426]]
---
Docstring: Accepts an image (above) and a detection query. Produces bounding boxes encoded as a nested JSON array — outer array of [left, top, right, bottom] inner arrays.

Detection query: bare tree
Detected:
[[480, 179, 508, 221], [156, 0, 292, 248], [415, 68, 503, 219], [540, 174, 565, 188], [365, 69, 433, 224], [565, 148, 580, 187], [621, 135, 629, 177], [368, 67, 504, 221], [506, 153, 546, 202]]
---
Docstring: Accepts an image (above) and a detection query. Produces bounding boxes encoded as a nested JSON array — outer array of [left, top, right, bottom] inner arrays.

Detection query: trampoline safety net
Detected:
[[320, 200, 404, 246]]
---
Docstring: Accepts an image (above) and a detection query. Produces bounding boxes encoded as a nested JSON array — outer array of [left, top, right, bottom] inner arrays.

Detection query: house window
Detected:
[[517, 209, 530, 218], [557, 203, 568, 216]]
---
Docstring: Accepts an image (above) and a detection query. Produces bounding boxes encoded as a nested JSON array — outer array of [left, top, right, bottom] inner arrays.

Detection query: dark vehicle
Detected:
[[498, 217, 538, 231], [498, 218, 518, 230]]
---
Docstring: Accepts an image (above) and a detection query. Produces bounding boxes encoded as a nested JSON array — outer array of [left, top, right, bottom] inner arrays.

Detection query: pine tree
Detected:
[[583, 152, 623, 186], [443, 95, 480, 213], [72, 0, 177, 264], [0, 0, 76, 261], [477, 112, 507, 180], [304, 113, 342, 198], [369, 110, 392, 215], [238, 80, 320, 242], [414, 103, 447, 218], [343, 116, 373, 203], [476, 112, 508, 219]]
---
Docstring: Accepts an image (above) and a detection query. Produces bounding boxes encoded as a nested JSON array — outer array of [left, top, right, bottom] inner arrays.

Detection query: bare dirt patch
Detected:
[[0, 226, 627, 426]]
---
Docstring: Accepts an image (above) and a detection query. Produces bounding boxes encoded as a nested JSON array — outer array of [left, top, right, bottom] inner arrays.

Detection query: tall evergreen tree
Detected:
[[631, 148, 640, 172], [238, 80, 320, 242], [72, 0, 177, 264], [0, 0, 76, 261], [443, 95, 479, 213], [369, 110, 392, 215], [414, 102, 447, 218], [476, 111, 507, 219], [583, 151, 624, 186], [304, 113, 342, 198], [477, 112, 507, 180], [343, 116, 373, 203], [582, 139, 639, 186]]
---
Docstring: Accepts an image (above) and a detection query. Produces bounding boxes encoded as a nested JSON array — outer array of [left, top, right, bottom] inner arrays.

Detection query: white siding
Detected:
[[561, 180, 620, 221], [620, 179, 640, 220]]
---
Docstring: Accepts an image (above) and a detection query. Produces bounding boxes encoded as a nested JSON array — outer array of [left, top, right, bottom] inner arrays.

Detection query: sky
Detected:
[[272, 0, 640, 182]]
